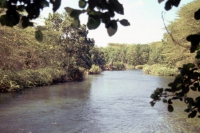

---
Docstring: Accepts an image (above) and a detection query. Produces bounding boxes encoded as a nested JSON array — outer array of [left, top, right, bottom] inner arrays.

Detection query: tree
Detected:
[[150, 0, 200, 118], [45, 12, 94, 69]]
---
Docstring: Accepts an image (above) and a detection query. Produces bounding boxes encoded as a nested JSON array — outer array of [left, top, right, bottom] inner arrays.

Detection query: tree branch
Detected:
[[161, 11, 190, 49]]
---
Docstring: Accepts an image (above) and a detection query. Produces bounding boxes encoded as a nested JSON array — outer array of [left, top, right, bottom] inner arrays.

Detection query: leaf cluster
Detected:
[[150, 0, 200, 118], [0, 0, 61, 41], [65, 0, 130, 36], [150, 63, 200, 118]]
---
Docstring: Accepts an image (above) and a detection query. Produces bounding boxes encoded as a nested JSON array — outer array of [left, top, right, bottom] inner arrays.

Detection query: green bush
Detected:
[[113, 62, 125, 70], [89, 65, 102, 74], [66, 66, 84, 81], [0, 67, 67, 92], [143, 64, 178, 76]]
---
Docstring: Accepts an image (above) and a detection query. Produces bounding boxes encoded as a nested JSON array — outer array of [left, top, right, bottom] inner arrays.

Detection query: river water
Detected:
[[0, 70, 200, 133]]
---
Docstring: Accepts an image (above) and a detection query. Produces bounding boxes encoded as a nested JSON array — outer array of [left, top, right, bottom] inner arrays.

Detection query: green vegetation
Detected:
[[89, 65, 102, 74], [0, 13, 95, 92], [0, 67, 66, 92], [150, 0, 200, 118], [143, 64, 177, 76]]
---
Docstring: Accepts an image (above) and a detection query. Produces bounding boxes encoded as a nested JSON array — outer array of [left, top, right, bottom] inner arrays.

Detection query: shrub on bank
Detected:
[[135, 65, 144, 69], [0, 67, 66, 92], [89, 65, 102, 74], [66, 66, 85, 81], [113, 62, 125, 70], [143, 64, 177, 76]]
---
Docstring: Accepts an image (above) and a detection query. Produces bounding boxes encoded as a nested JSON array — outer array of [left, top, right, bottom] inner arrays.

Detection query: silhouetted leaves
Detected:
[[50, 0, 61, 12], [119, 19, 130, 26], [168, 105, 174, 112], [172, 0, 181, 7], [187, 34, 200, 53], [87, 15, 101, 30], [107, 20, 118, 36], [88, 0, 97, 10], [0, 0, 130, 37], [72, 18, 80, 27], [163, 0, 181, 10], [194, 9, 200, 20], [165, 0, 172, 11], [109, 0, 124, 15], [168, 99, 173, 104], [21, 16, 33, 28], [79, 0, 87, 8], [65, 7, 82, 19], [158, 0, 164, 4], [35, 30, 43, 42], [0, 10, 20, 27], [188, 110, 197, 118]]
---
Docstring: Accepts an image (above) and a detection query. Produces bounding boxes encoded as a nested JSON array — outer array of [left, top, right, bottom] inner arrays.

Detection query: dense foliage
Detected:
[[150, 0, 200, 118], [0, 13, 96, 92]]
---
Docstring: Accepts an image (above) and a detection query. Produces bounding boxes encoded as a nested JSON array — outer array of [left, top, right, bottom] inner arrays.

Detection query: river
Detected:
[[0, 70, 200, 133]]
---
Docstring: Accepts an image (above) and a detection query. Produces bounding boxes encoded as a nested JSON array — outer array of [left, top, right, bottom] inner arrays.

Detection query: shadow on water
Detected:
[[0, 70, 200, 133]]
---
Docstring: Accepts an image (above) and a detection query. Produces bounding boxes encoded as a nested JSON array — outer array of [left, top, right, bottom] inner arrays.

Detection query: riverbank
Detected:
[[142, 64, 178, 76], [0, 66, 86, 93]]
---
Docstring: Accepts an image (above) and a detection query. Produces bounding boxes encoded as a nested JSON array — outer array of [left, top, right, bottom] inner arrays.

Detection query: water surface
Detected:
[[0, 70, 199, 133]]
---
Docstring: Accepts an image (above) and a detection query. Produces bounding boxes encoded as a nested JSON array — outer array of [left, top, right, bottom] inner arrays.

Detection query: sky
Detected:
[[39, 0, 194, 47]]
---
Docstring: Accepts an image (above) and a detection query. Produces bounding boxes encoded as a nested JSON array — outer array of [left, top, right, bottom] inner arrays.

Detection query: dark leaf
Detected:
[[191, 87, 197, 91], [87, 15, 101, 30], [194, 9, 200, 20], [158, 0, 165, 4], [21, 16, 33, 28], [101, 12, 110, 23], [188, 110, 197, 118], [119, 19, 130, 26], [185, 97, 194, 105], [35, 30, 43, 42], [195, 51, 200, 59], [182, 87, 189, 94], [110, 20, 118, 29], [88, 0, 97, 10], [107, 20, 118, 36], [109, 0, 124, 15], [50, 0, 61, 12], [187, 34, 200, 53], [65, 7, 82, 18], [172, 0, 180, 7], [79, 0, 87, 8], [71, 18, 80, 27], [108, 10, 115, 17], [0, 10, 20, 27], [195, 96, 200, 102], [168, 105, 174, 112], [163, 99, 167, 103], [194, 83, 199, 87], [107, 26, 117, 36], [150, 101, 155, 107], [184, 108, 191, 113], [41, 0, 49, 8], [17, 5, 26, 11], [168, 99, 172, 104], [165, 0, 172, 11], [172, 97, 179, 100]]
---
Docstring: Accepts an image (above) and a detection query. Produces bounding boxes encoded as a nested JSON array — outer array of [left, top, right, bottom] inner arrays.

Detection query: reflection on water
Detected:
[[0, 70, 200, 133]]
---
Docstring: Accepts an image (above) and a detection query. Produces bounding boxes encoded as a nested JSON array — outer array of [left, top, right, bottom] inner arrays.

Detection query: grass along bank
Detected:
[[142, 64, 178, 76]]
